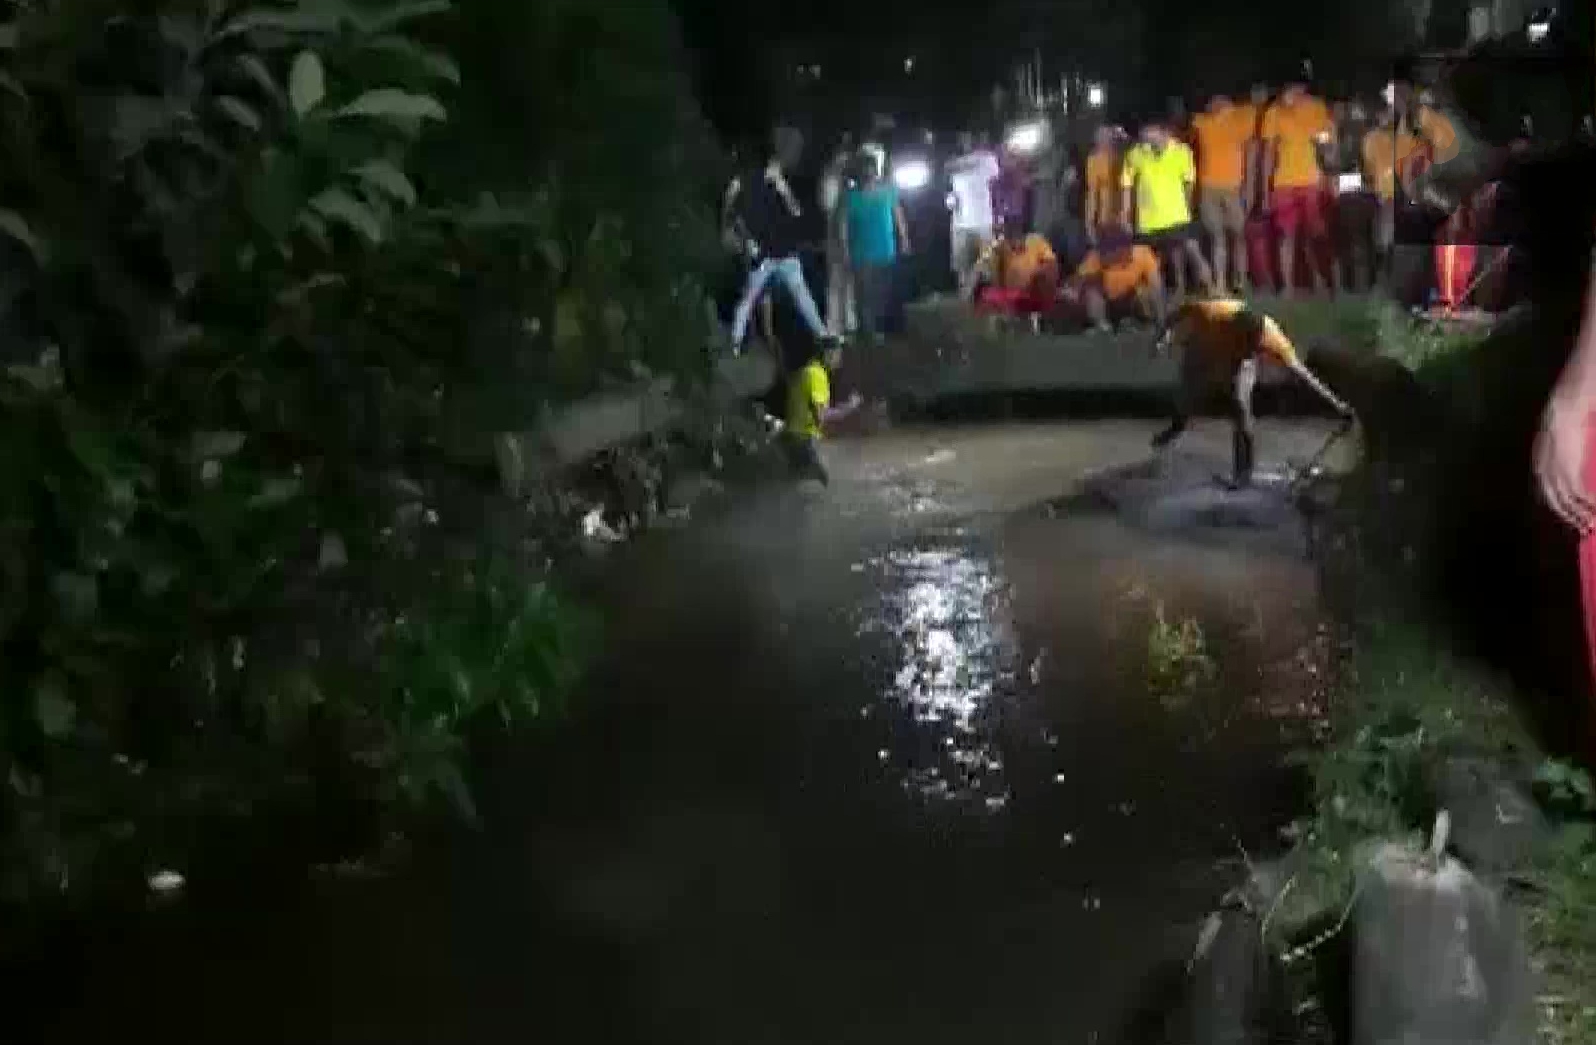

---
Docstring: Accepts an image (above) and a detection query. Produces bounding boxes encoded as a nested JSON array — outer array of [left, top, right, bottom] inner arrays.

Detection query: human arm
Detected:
[[1257, 108, 1280, 196], [1119, 155, 1136, 231], [821, 392, 865, 425], [1535, 261, 1596, 530], [1288, 359, 1352, 415]]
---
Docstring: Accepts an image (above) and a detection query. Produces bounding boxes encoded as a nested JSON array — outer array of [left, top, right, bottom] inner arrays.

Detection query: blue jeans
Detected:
[[853, 261, 895, 338], [730, 255, 827, 351]]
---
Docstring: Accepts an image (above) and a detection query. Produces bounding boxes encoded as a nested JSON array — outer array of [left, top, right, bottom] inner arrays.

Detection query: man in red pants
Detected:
[[1535, 252, 1596, 758]]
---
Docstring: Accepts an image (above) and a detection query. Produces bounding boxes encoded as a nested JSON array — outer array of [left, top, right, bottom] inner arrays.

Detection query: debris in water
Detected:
[[581, 507, 623, 544], [148, 869, 185, 895]]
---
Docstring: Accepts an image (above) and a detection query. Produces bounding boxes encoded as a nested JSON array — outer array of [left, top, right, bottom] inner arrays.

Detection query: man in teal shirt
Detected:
[[839, 151, 911, 342]]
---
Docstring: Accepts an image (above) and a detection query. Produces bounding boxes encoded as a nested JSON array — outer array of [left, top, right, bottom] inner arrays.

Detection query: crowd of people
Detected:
[[941, 74, 1517, 332]]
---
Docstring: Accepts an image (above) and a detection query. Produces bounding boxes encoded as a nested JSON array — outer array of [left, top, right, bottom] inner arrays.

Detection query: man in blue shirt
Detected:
[[839, 150, 911, 342]]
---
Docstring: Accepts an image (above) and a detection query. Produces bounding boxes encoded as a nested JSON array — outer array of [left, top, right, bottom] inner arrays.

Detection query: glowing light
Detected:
[[893, 158, 931, 192], [1005, 120, 1047, 155], [1086, 83, 1106, 108], [1527, 19, 1550, 41]]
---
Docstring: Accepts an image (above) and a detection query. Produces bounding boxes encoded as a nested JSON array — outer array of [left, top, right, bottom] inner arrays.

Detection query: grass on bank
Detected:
[[1258, 294, 1596, 1044]]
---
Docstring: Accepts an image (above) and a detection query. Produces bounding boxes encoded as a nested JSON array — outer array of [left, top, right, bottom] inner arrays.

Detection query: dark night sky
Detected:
[[668, 0, 1558, 143]]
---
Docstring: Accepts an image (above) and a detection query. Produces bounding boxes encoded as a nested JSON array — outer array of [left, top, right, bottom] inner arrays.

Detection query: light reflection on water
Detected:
[[861, 541, 1019, 809]]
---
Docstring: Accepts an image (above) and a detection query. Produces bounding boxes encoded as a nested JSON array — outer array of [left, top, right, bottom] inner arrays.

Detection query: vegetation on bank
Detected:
[[1270, 297, 1596, 1044], [0, 0, 728, 906]]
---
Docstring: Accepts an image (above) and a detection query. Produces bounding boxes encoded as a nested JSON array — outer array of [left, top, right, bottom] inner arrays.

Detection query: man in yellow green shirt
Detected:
[[1121, 120, 1214, 298]]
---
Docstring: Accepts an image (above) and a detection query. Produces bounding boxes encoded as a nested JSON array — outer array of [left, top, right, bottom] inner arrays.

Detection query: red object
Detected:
[[1433, 243, 1477, 309], [1580, 420, 1596, 755], [1243, 212, 1336, 293], [1270, 186, 1329, 239], [976, 285, 1053, 315]]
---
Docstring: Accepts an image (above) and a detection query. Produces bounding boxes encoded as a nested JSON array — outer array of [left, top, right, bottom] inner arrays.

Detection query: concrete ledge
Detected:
[[495, 349, 777, 498], [888, 298, 1296, 402]]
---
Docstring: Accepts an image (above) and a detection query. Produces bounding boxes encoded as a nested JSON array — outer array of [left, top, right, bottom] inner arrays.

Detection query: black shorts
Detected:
[[1137, 223, 1197, 250], [783, 433, 828, 484]]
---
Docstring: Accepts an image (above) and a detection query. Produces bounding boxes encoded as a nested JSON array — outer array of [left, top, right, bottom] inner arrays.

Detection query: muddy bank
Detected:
[[19, 419, 1338, 1045]]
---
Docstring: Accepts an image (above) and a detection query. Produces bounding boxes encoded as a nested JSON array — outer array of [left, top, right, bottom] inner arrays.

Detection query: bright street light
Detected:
[[892, 158, 931, 192], [1527, 6, 1556, 41], [1086, 83, 1105, 108], [1005, 120, 1047, 155]]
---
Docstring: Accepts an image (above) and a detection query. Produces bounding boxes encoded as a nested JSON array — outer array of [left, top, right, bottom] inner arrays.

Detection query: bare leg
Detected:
[[1210, 230, 1229, 295], [1278, 233, 1297, 298], [1231, 228, 1250, 293], [1230, 357, 1259, 487], [1083, 286, 1112, 330], [1167, 244, 1188, 299], [1184, 239, 1215, 294]]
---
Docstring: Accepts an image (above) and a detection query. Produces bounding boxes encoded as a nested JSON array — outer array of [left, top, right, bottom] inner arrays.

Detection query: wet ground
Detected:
[[27, 418, 1341, 1045]]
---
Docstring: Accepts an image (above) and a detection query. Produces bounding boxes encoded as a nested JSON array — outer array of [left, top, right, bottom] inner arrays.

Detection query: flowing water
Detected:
[[24, 419, 1342, 1045]]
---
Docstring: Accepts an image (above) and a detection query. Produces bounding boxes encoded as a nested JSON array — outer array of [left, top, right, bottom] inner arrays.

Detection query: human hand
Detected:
[[1535, 393, 1596, 532]]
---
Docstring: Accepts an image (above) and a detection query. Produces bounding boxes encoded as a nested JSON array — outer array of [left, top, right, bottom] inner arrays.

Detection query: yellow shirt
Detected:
[[1172, 298, 1299, 371], [1259, 95, 1333, 189], [1084, 148, 1121, 228], [1121, 141, 1195, 233], [786, 361, 830, 440], [1361, 126, 1419, 200], [1075, 245, 1160, 302], [1191, 104, 1253, 190]]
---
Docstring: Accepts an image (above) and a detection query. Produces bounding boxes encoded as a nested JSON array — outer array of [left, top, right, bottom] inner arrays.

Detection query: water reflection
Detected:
[[862, 542, 1018, 808]]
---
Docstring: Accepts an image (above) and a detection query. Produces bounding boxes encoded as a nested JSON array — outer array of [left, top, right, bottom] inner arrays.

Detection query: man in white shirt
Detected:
[[818, 135, 857, 338], [945, 132, 1001, 296]]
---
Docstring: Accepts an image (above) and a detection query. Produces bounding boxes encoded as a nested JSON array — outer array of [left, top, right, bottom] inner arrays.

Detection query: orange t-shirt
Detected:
[[1260, 95, 1334, 189], [1075, 245, 1160, 301], [1173, 298, 1299, 371], [1191, 104, 1254, 190], [1416, 105, 1459, 165], [1361, 126, 1419, 200], [1084, 148, 1121, 228], [986, 233, 1058, 291]]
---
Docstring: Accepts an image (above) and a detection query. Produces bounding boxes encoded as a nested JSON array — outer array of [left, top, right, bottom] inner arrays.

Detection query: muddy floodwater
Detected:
[[27, 418, 1343, 1045]]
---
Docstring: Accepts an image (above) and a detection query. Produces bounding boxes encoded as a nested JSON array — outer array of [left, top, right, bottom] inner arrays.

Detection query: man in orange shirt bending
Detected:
[[1192, 94, 1257, 294], [1260, 79, 1335, 295], [1151, 299, 1352, 488]]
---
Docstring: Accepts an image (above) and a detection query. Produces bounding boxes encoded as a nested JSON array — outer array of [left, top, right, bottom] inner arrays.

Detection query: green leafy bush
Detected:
[[0, 0, 712, 903]]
